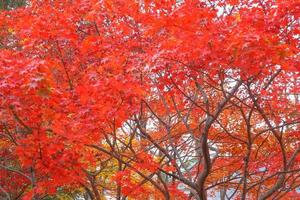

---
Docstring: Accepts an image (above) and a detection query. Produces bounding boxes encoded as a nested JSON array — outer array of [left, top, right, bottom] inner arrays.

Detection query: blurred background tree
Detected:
[[0, 0, 26, 10]]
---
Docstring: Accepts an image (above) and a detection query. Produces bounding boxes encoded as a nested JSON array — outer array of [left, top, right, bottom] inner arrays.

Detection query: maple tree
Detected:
[[0, 0, 299, 200]]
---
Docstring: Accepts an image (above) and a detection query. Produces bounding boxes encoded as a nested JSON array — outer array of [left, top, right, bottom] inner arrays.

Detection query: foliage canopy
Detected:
[[0, 0, 299, 200]]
